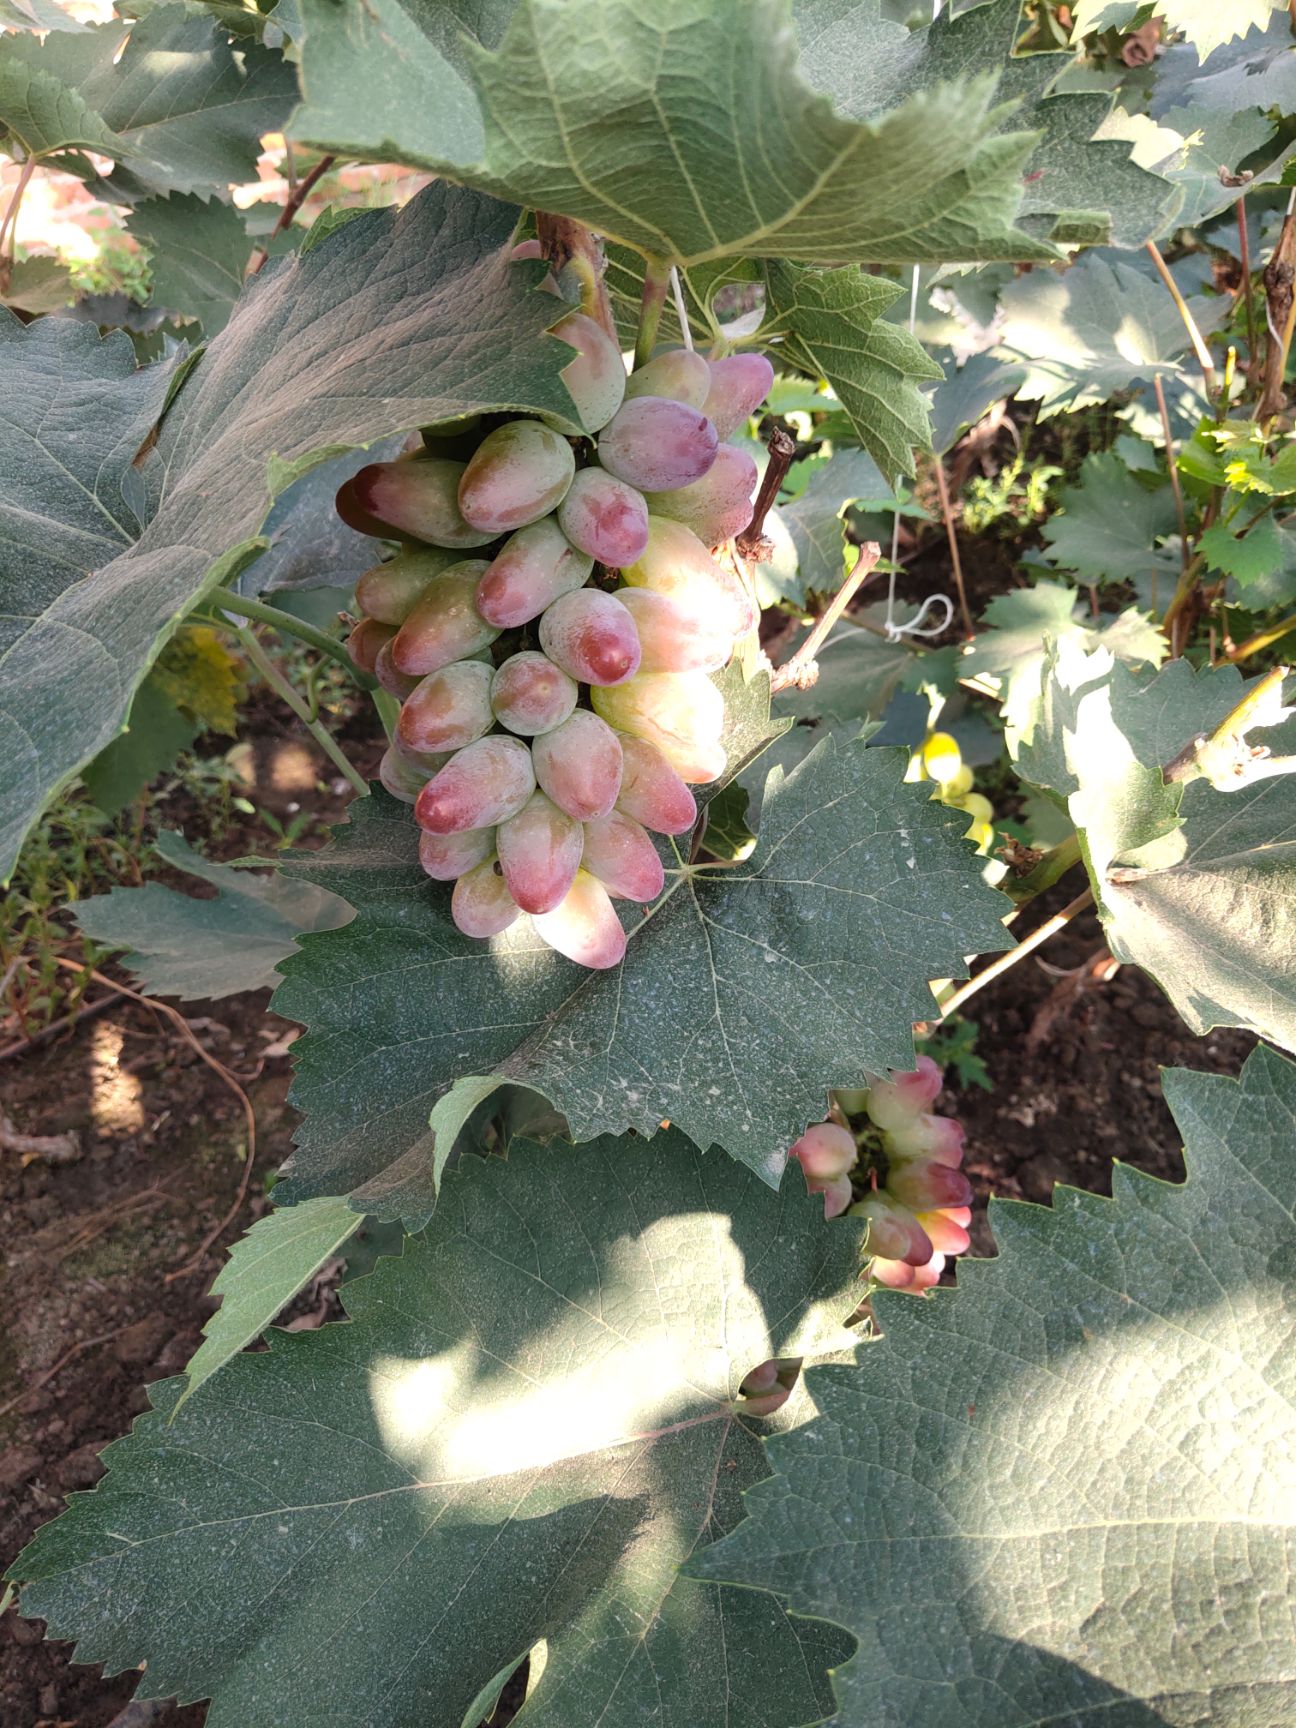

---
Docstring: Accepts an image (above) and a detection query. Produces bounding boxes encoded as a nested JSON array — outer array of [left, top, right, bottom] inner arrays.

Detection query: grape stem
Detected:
[[199, 588, 374, 684], [932, 888, 1094, 1024], [634, 255, 674, 368], [770, 541, 882, 694], [233, 625, 370, 797], [247, 153, 337, 277], [736, 426, 797, 561], [537, 213, 618, 342]]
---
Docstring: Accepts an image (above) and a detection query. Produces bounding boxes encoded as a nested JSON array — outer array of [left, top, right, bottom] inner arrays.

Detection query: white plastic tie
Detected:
[[883, 593, 954, 642], [670, 267, 693, 351]]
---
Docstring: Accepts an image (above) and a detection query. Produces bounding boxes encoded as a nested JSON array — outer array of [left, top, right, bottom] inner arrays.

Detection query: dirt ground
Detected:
[[0, 713, 1257, 1728]]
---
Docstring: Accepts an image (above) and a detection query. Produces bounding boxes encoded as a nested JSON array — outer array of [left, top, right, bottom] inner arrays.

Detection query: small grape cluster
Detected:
[[788, 1056, 973, 1291], [909, 730, 996, 856], [341, 289, 773, 971]]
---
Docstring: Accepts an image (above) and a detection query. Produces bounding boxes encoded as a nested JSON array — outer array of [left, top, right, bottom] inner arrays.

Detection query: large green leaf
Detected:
[[1097, 101, 1282, 233], [0, 57, 132, 158], [127, 194, 250, 335], [74, 831, 353, 1000], [293, 0, 1054, 268], [775, 447, 899, 605], [1040, 449, 1181, 601], [695, 1040, 1296, 1726], [1019, 651, 1296, 1052], [0, 182, 577, 885], [763, 262, 941, 484], [272, 733, 1013, 1219], [12, 1132, 860, 1727]]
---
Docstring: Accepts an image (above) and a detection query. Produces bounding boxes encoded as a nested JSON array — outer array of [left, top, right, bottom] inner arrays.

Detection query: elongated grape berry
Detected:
[[474, 517, 593, 629], [850, 1192, 934, 1266], [379, 744, 438, 804], [598, 397, 719, 493], [458, 420, 575, 535], [532, 711, 623, 821], [556, 467, 650, 567], [346, 617, 394, 675], [373, 640, 423, 699], [789, 1122, 857, 1183], [702, 352, 775, 439], [614, 586, 733, 674], [580, 810, 664, 902], [496, 791, 585, 914], [452, 857, 521, 939], [614, 735, 698, 835], [355, 549, 457, 625], [348, 458, 496, 549], [419, 825, 496, 882], [885, 1161, 974, 1213], [622, 517, 757, 638], [547, 310, 627, 433], [391, 563, 498, 677], [490, 652, 579, 737], [652, 443, 758, 546], [538, 588, 641, 687], [592, 670, 725, 782], [532, 870, 626, 969], [415, 736, 536, 834], [397, 660, 495, 756], [624, 348, 711, 409]]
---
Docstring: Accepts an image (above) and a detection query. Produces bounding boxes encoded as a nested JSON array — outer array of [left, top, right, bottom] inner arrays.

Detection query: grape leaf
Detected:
[[776, 447, 898, 604], [1075, 0, 1287, 62], [127, 194, 249, 335], [271, 734, 1013, 1219], [1146, 11, 1296, 117], [80, 678, 198, 817], [293, 0, 1054, 268], [0, 0, 87, 28], [926, 352, 1027, 457], [1199, 512, 1284, 587], [694, 1041, 1296, 1727], [796, 0, 1180, 248], [12, 1132, 859, 1727], [0, 254, 75, 315], [73, 831, 353, 1000], [1097, 101, 1281, 231], [1040, 450, 1181, 595], [237, 437, 410, 596], [762, 262, 941, 484], [177, 1195, 360, 1411], [0, 58, 132, 158], [0, 182, 578, 886]]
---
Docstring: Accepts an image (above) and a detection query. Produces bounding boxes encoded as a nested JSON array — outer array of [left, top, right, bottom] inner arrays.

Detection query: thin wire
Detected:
[[670, 267, 693, 351]]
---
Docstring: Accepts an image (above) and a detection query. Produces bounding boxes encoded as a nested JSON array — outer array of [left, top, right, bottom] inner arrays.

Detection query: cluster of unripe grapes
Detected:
[[789, 1056, 973, 1290], [341, 279, 774, 970], [909, 730, 996, 856]]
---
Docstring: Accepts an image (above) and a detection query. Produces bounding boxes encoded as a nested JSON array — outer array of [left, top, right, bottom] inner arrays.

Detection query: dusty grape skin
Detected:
[[451, 858, 521, 939], [886, 1162, 974, 1212], [349, 458, 496, 549], [592, 671, 725, 783], [596, 397, 719, 493], [555, 467, 650, 567], [489, 652, 579, 737], [624, 348, 711, 409], [850, 1192, 934, 1266], [613, 587, 733, 674], [531, 870, 627, 969], [373, 641, 423, 699], [546, 311, 627, 433], [419, 825, 495, 882], [496, 792, 585, 914], [621, 517, 757, 638], [789, 1122, 857, 1183], [458, 421, 576, 535], [346, 617, 395, 675], [580, 810, 664, 903], [378, 744, 441, 804], [390, 563, 498, 677], [702, 353, 775, 439], [614, 734, 698, 835], [538, 588, 642, 687], [531, 711, 623, 821], [474, 517, 593, 629], [355, 549, 457, 625], [397, 660, 495, 756], [414, 736, 536, 834], [652, 444, 758, 545]]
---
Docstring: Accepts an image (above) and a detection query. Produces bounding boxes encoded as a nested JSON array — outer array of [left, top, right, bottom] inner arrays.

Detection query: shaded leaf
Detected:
[[80, 677, 197, 817], [1199, 512, 1284, 587], [14, 1132, 860, 1728], [1040, 449, 1181, 597], [127, 194, 250, 335], [695, 1042, 1296, 1727], [776, 447, 898, 605], [1, 254, 75, 315]]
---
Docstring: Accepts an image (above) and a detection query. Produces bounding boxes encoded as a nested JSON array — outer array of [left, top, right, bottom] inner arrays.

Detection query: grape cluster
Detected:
[[342, 293, 774, 970], [788, 1056, 973, 1291]]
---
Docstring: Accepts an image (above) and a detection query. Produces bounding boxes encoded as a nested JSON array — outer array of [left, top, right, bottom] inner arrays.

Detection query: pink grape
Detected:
[[624, 348, 711, 409], [510, 237, 543, 260], [872, 1254, 943, 1291], [490, 652, 579, 737], [379, 744, 438, 804], [737, 1358, 794, 1416], [914, 1206, 972, 1256], [355, 549, 456, 625], [580, 810, 664, 902], [865, 1057, 945, 1132], [548, 310, 627, 433], [391, 563, 498, 677], [614, 587, 733, 674], [496, 792, 585, 914], [820, 1174, 854, 1219], [592, 671, 725, 783], [538, 588, 642, 687], [458, 421, 575, 534], [347, 458, 496, 549], [789, 1122, 857, 1183], [702, 353, 775, 439], [886, 1162, 973, 1212], [346, 617, 394, 675], [419, 826, 495, 882], [621, 518, 757, 637], [652, 444, 758, 545], [885, 1113, 965, 1167], [531, 711, 623, 821], [452, 858, 521, 939], [532, 870, 626, 969], [373, 640, 423, 699], [474, 517, 593, 629], [597, 397, 719, 492], [850, 1193, 934, 1267], [414, 736, 535, 834], [614, 735, 698, 835], [397, 660, 495, 756], [556, 468, 650, 567]]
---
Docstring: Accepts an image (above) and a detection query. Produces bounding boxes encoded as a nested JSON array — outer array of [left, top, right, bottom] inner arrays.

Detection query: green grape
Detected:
[[390, 562, 498, 677], [451, 857, 521, 938], [458, 421, 576, 535], [592, 671, 725, 783], [580, 810, 664, 903], [614, 734, 698, 835], [614, 587, 733, 674], [379, 744, 441, 804], [546, 310, 627, 433], [345, 457, 496, 548], [418, 826, 495, 882], [355, 549, 457, 625], [621, 517, 756, 637], [531, 869, 626, 969], [373, 640, 423, 699], [414, 736, 536, 834], [346, 617, 395, 675], [624, 348, 711, 409]]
